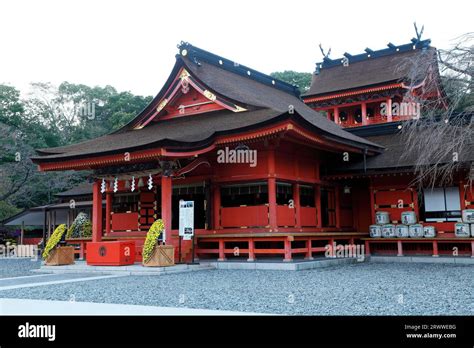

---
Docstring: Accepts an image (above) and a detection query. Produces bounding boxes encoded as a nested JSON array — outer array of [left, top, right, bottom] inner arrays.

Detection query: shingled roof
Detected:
[[327, 131, 474, 173], [303, 39, 435, 97], [33, 43, 384, 165]]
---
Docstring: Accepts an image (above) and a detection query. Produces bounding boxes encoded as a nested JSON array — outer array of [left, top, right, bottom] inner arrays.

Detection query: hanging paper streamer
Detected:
[[147, 174, 153, 190], [100, 178, 106, 193], [113, 177, 118, 193], [131, 176, 136, 192]]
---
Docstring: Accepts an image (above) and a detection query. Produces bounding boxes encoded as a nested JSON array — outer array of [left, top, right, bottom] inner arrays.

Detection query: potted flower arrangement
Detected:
[[42, 224, 75, 266], [142, 219, 175, 267], [66, 212, 92, 239]]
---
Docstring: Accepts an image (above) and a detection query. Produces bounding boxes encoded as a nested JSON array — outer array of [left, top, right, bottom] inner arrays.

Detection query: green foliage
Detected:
[[142, 219, 164, 263], [0, 84, 24, 128], [66, 212, 91, 239], [0, 82, 151, 214], [270, 71, 312, 92], [82, 220, 92, 238], [0, 201, 21, 221], [42, 224, 67, 260]]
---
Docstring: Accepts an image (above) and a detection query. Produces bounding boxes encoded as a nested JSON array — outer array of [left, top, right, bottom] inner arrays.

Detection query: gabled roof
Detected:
[[303, 39, 435, 97], [32, 43, 384, 168]]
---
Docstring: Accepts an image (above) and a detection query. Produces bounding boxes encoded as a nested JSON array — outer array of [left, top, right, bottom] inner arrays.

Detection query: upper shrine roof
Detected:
[[303, 39, 436, 98]]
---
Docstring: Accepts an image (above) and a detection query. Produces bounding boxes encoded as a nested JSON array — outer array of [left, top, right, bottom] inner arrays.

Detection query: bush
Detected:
[[82, 220, 92, 238], [66, 212, 91, 239], [142, 219, 164, 263], [42, 224, 67, 260]]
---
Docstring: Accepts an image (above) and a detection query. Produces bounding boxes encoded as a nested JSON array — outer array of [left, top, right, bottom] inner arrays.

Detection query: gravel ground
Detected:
[[0, 258, 41, 278], [0, 262, 473, 315]]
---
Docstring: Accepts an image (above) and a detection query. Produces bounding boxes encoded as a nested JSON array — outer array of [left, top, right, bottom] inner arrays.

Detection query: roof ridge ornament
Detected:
[[316, 38, 432, 69]]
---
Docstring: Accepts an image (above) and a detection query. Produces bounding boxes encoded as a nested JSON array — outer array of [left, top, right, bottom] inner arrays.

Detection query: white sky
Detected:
[[0, 0, 472, 97]]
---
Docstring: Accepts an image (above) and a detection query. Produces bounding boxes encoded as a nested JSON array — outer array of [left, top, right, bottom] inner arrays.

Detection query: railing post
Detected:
[[397, 240, 403, 257], [218, 239, 226, 261], [432, 240, 439, 257], [305, 238, 313, 260], [283, 237, 293, 262], [247, 238, 255, 262]]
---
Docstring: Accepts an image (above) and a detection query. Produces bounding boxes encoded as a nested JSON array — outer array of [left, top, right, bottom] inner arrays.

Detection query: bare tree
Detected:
[[399, 32, 474, 188]]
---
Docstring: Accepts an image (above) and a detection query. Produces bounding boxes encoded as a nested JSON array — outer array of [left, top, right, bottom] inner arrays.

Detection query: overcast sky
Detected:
[[0, 0, 472, 97]]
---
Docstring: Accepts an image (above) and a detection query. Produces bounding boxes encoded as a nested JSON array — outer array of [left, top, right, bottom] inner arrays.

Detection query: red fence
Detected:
[[221, 206, 269, 228], [301, 207, 317, 227], [111, 212, 140, 231], [277, 205, 296, 227]]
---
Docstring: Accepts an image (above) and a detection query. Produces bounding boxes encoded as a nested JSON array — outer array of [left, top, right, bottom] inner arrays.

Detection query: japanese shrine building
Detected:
[[32, 40, 474, 262]]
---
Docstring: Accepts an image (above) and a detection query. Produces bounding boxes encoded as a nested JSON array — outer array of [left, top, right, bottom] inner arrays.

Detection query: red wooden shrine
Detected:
[[32, 40, 474, 262]]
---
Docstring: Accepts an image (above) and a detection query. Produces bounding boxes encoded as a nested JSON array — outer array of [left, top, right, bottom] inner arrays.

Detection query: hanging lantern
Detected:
[[138, 177, 144, 188], [147, 174, 153, 190]]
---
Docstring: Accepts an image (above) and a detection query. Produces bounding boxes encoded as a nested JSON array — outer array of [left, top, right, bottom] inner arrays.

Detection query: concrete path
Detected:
[[0, 273, 125, 291], [35, 261, 214, 275], [0, 298, 265, 315]]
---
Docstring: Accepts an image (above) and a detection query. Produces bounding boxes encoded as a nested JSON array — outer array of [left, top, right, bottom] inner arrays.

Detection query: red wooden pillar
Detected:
[[386, 98, 393, 122], [432, 240, 439, 257], [471, 241, 474, 258], [105, 192, 112, 236], [397, 240, 403, 257], [212, 184, 221, 230], [161, 175, 172, 244], [334, 107, 340, 125], [268, 150, 277, 230], [248, 238, 255, 262], [314, 184, 322, 228], [335, 187, 341, 229], [284, 237, 292, 262], [369, 182, 375, 225], [293, 183, 301, 228], [92, 180, 103, 242], [365, 240, 371, 256], [361, 102, 368, 125], [218, 239, 226, 261], [305, 238, 313, 260]]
